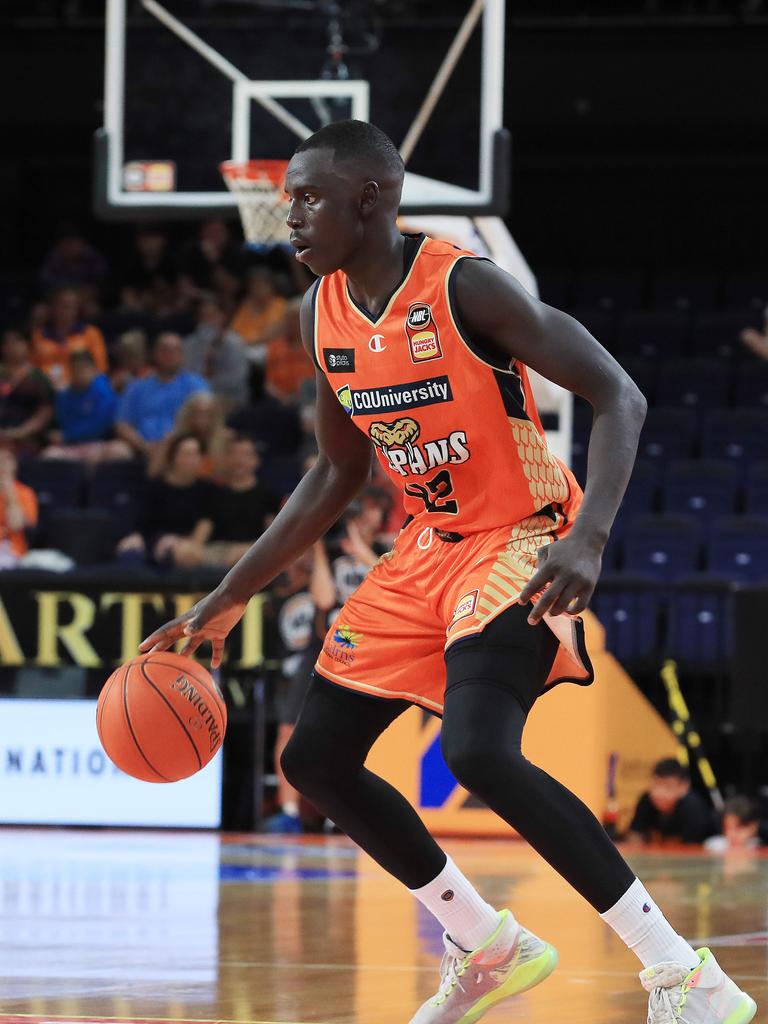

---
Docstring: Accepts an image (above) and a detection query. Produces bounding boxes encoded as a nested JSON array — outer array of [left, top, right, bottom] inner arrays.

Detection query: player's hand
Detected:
[[139, 587, 248, 669], [518, 533, 602, 625]]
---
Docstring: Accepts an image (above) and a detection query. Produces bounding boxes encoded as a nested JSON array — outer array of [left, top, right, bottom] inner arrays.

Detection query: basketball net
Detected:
[[220, 160, 291, 245]]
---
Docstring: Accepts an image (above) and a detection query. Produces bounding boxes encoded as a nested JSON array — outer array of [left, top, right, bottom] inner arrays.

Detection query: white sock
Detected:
[[600, 878, 700, 970], [409, 855, 507, 952]]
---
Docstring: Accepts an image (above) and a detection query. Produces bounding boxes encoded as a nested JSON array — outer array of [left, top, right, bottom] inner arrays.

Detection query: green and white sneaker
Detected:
[[641, 947, 757, 1024], [409, 909, 558, 1024]]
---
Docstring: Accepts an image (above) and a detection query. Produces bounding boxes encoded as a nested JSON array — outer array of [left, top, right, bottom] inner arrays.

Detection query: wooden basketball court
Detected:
[[0, 830, 765, 1024]]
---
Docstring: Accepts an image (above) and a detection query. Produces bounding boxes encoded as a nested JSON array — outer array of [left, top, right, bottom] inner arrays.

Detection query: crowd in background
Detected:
[[0, 219, 403, 574]]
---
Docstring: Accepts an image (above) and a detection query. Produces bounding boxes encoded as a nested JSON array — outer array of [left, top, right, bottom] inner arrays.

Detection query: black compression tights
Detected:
[[281, 618, 635, 913]]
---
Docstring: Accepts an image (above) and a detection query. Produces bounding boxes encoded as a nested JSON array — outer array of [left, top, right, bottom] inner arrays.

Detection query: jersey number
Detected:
[[404, 469, 459, 515]]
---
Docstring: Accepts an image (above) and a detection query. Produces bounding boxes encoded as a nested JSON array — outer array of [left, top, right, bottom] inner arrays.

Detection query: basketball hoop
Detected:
[[220, 159, 290, 245]]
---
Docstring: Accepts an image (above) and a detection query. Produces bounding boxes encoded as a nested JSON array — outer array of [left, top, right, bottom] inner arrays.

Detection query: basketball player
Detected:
[[141, 121, 757, 1024]]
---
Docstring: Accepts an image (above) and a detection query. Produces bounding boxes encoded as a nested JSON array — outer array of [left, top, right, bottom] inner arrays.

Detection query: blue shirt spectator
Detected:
[[55, 352, 118, 443], [116, 332, 209, 455]]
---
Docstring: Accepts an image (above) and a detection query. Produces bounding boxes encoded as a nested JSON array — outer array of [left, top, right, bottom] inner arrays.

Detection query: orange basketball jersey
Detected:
[[313, 234, 582, 533]]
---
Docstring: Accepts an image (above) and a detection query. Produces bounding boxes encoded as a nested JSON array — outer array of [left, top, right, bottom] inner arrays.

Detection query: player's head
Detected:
[[285, 119, 405, 276], [649, 758, 691, 813], [721, 795, 760, 848]]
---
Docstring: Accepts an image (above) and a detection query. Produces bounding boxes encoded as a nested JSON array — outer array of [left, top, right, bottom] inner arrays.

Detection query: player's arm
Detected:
[[453, 258, 647, 623], [139, 287, 373, 666]]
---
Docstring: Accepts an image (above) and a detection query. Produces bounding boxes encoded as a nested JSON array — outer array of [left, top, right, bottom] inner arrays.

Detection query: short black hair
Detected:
[[723, 795, 760, 825], [294, 119, 404, 180], [653, 758, 690, 782]]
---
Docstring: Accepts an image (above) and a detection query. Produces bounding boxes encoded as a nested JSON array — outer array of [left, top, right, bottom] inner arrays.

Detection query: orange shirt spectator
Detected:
[[0, 450, 38, 558], [230, 267, 287, 345], [32, 288, 108, 388], [265, 298, 313, 401]]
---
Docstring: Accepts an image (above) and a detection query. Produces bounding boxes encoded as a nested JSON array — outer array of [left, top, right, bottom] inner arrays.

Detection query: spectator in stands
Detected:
[[741, 309, 768, 359], [42, 351, 131, 464], [115, 331, 209, 458], [0, 448, 38, 569], [175, 434, 278, 568], [178, 217, 240, 291], [230, 266, 287, 347], [183, 294, 248, 409], [0, 328, 54, 453], [39, 224, 108, 293], [704, 796, 764, 852], [117, 433, 212, 568], [148, 390, 231, 479], [627, 758, 715, 845], [122, 225, 175, 298], [110, 330, 152, 395], [211, 262, 243, 321], [32, 287, 109, 389], [266, 297, 314, 403]]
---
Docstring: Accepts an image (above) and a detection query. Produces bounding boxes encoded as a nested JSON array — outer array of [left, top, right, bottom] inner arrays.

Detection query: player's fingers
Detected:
[[566, 592, 590, 615], [211, 638, 225, 670], [527, 581, 565, 625], [549, 582, 582, 617], [139, 620, 183, 653], [519, 564, 555, 605], [180, 635, 204, 657]]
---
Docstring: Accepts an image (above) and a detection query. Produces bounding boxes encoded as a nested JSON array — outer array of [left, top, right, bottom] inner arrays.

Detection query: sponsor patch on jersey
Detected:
[[336, 375, 452, 417], [451, 590, 479, 625], [323, 347, 356, 373], [405, 302, 442, 363]]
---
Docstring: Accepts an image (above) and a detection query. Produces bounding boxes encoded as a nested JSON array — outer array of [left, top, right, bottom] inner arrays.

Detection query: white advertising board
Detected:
[[0, 698, 222, 827]]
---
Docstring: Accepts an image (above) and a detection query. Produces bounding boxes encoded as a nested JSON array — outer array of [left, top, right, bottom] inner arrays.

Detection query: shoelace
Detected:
[[647, 984, 691, 1024], [431, 952, 469, 1006]]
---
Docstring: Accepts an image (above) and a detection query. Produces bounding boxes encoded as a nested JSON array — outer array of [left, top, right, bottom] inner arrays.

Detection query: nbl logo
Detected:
[[405, 302, 442, 364]]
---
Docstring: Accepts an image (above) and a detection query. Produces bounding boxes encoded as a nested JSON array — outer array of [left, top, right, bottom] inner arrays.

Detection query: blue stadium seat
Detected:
[[662, 460, 740, 523], [656, 358, 730, 410], [624, 514, 702, 581], [573, 270, 645, 311], [735, 361, 768, 409], [706, 516, 768, 583], [17, 459, 87, 521], [723, 270, 768, 311], [745, 463, 768, 515], [637, 407, 698, 463], [692, 310, 758, 359], [570, 404, 592, 485], [701, 409, 768, 468], [666, 577, 731, 667], [617, 309, 691, 359], [591, 574, 661, 665], [618, 459, 661, 521], [87, 459, 146, 538], [651, 270, 720, 311]]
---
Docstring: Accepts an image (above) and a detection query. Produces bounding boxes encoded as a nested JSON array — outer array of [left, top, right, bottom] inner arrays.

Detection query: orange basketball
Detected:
[[96, 652, 227, 783]]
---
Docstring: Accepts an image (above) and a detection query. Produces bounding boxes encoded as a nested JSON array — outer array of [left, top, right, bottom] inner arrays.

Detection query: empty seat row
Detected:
[[592, 576, 733, 668], [538, 269, 768, 313], [572, 409, 768, 479], [601, 514, 768, 582], [617, 357, 768, 409]]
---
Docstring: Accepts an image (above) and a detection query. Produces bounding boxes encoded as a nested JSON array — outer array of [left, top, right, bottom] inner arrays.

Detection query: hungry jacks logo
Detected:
[[405, 302, 442, 363]]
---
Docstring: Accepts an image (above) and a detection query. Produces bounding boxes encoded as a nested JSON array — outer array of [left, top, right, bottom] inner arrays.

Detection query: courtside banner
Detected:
[[0, 698, 223, 827]]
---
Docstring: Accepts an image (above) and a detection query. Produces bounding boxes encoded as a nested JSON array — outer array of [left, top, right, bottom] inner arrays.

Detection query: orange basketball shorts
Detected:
[[314, 511, 593, 715]]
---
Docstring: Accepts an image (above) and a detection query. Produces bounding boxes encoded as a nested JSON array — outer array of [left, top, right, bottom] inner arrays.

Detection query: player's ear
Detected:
[[359, 180, 380, 216]]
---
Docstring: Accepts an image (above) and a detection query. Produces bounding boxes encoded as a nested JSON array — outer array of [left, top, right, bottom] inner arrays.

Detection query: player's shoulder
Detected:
[[419, 234, 481, 261]]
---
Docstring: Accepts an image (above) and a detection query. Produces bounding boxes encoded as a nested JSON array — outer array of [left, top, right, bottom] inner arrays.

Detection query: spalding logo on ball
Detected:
[[97, 651, 227, 782]]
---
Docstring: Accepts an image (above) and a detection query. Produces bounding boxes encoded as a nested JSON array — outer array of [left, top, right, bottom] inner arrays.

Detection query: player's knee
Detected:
[[441, 732, 522, 797], [279, 732, 316, 795]]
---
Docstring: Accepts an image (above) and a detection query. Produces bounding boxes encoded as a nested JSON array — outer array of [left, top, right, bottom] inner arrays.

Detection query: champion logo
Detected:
[[643, 903, 652, 913], [369, 334, 386, 353], [441, 889, 455, 902]]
